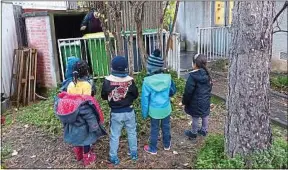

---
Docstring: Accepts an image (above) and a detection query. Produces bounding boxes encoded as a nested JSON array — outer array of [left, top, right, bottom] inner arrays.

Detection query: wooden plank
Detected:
[[22, 50, 29, 106], [33, 49, 38, 102], [16, 50, 24, 108], [9, 49, 17, 98], [27, 49, 32, 104]]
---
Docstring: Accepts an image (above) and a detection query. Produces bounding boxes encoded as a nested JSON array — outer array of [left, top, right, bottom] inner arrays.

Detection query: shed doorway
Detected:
[[53, 12, 103, 80]]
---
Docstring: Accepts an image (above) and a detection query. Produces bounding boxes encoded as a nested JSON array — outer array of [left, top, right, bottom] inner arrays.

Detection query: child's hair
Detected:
[[72, 60, 90, 84], [193, 54, 211, 81]]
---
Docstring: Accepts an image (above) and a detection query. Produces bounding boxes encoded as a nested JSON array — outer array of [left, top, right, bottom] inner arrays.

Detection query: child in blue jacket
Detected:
[[182, 54, 212, 140], [141, 49, 176, 154]]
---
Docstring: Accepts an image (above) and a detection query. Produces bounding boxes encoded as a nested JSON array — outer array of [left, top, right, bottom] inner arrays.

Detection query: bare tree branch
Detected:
[[273, 1, 288, 23], [273, 30, 288, 34], [273, 14, 287, 34]]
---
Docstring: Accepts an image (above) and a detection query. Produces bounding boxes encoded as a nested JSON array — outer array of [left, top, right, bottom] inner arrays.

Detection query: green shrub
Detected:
[[15, 93, 62, 135], [195, 134, 288, 169], [247, 138, 288, 169], [195, 135, 245, 169], [271, 75, 288, 87], [1, 144, 13, 161]]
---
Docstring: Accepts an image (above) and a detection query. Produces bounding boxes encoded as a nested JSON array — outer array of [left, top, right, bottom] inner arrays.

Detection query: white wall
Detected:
[[11, 1, 68, 10], [271, 2, 288, 72], [176, 1, 212, 51], [1, 3, 19, 97]]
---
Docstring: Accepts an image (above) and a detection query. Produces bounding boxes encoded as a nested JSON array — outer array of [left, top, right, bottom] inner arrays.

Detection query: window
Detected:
[[214, 1, 225, 25], [213, 1, 234, 26], [229, 1, 234, 25]]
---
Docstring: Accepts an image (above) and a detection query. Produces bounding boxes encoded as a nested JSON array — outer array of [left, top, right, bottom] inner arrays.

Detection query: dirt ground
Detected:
[[2, 109, 225, 169]]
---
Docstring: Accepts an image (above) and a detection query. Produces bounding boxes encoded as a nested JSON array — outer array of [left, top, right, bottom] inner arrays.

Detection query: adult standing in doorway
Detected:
[[80, 8, 103, 34], [80, 8, 103, 76]]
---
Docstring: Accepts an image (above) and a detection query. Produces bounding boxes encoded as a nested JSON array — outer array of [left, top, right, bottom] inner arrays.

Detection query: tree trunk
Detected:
[[99, 17, 113, 60], [134, 2, 148, 69], [97, 3, 114, 59], [112, 1, 125, 56], [225, 1, 274, 159], [128, 32, 134, 76], [164, 1, 179, 67], [157, 2, 168, 52]]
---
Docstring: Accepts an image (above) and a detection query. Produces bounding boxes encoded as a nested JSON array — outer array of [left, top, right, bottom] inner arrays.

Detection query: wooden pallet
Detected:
[[27, 49, 37, 104], [10, 48, 38, 107]]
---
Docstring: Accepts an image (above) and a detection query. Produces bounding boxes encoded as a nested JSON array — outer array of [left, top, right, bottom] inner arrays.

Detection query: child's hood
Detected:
[[144, 74, 171, 92], [54, 92, 105, 124], [105, 74, 133, 82], [190, 68, 210, 83], [55, 92, 84, 124]]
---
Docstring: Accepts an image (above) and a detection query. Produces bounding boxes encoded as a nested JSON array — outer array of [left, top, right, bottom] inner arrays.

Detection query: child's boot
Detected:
[[198, 129, 208, 137], [184, 130, 197, 140], [73, 147, 83, 161], [83, 151, 96, 166]]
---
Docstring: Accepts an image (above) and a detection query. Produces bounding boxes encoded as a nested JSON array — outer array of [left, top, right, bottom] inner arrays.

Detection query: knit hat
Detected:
[[147, 49, 164, 74], [111, 56, 128, 72]]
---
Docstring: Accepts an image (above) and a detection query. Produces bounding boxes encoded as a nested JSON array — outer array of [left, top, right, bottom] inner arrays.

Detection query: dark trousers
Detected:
[[149, 115, 171, 152]]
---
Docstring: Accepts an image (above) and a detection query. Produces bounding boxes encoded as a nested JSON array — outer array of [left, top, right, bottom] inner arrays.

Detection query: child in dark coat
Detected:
[[101, 56, 139, 165], [182, 54, 212, 140], [55, 60, 106, 166]]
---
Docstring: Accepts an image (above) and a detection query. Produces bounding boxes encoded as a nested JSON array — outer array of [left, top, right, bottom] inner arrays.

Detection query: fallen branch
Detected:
[[35, 93, 48, 100]]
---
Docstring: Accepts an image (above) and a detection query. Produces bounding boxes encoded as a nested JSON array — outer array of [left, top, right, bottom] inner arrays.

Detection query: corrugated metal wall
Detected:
[[1, 3, 19, 97]]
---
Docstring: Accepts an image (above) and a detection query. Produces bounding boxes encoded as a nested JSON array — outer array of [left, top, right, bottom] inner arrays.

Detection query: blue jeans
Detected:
[[149, 115, 171, 152], [109, 110, 137, 159]]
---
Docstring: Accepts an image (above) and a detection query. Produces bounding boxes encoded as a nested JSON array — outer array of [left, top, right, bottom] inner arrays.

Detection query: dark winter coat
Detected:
[[101, 75, 138, 113], [81, 11, 103, 34], [182, 68, 212, 118], [54, 92, 106, 146]]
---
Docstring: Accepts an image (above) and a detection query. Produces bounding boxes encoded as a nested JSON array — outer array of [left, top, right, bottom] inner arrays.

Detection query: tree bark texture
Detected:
[[96, 2, 114, 59], [225, 1, 274, 158], [157, 2, 168, 51], [128, 32, 134, 76], [109, 1, 125, 56], [127, 3, 134, 76], [134, 2, 148, 69]]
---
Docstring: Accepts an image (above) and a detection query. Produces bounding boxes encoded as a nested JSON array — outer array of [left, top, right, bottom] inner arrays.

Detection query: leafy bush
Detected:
[[271, 75, 288, 87], [1, 144, 13, 161], [195, 134, 288, 169], [13, 89, 62, 135], [195, 135, 244, 169], [163, 1, 176, 31]]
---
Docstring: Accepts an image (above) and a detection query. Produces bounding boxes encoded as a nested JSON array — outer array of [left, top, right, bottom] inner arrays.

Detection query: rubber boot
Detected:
[[73, 147, 83, 161], [83, 151, 96, 166]]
